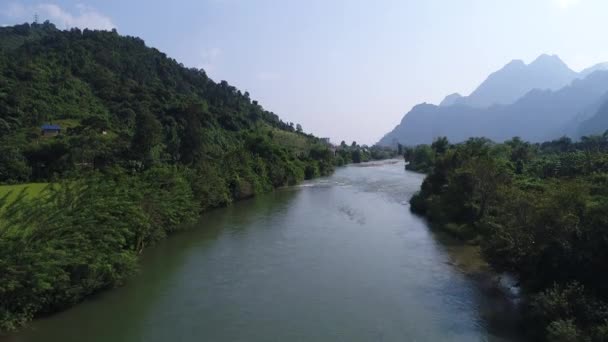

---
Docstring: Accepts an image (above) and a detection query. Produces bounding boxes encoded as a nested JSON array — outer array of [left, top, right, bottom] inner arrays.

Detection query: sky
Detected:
[[2, 0, 608, 144]]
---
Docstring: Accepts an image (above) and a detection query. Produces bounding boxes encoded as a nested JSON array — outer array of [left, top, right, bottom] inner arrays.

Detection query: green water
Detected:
[[6, 160, 522, 341]]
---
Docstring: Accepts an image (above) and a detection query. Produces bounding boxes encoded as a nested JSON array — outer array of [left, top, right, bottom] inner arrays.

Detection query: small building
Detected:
[[41, 124, 61, 137]]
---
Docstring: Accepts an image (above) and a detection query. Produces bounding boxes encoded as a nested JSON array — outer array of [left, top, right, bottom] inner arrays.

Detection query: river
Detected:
[[6, 160, 522, 342]]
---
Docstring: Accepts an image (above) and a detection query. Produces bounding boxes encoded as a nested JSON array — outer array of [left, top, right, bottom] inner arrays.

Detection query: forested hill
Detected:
[[0, 21, 287, 132], [0, 22, 396, 332], [0, 21, 319, 178], [0, 21, 395, 184]]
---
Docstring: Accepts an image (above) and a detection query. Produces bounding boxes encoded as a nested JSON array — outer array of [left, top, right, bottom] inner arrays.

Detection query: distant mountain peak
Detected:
[[377, 69, 608, 146], [438, 54, 577, 108], [505, 59, 525, 68], [529, 54, 569, 69], [439, 93, 463, 107], [580, 62, 608, 79], [379, 54, 608, 147], [532, 53, 560, 62]]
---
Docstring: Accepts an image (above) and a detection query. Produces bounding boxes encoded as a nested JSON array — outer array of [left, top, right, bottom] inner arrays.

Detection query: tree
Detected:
[[431, 137, 449, 155], [351, 149, 362, 163], [0, 146, 31, 182], [131, 111, 162, 167], [465, 156, 508, 220], [177, 105, 204, 165]]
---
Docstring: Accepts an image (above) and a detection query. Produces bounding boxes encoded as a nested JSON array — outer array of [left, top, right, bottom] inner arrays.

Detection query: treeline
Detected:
[[0, 149, 336, 331], [335, 140, 397, 166], [406, 134, 608, 341], [0, 169, 195, 331], [0, 132, 337, 332]]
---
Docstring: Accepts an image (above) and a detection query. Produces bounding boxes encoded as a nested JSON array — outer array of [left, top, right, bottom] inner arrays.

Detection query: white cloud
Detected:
[[201, 47, 221, 60], [256, 71, 281, 81], [2, 3, 24, 17], [556, 0, 581, 9], [197, 47, 221, 72], [2, 2, 115, 30]]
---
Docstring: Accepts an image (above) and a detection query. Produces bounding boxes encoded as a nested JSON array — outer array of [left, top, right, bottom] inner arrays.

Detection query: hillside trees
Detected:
[[0, 22, 350, 332]]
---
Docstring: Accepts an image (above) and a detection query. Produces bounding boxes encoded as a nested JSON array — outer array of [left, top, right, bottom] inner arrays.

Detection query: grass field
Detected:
[[270, 128, 313, 156], [0, 183, 49, 204]]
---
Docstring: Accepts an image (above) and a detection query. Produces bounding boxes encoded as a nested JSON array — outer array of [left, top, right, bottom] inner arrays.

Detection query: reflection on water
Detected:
[[6, 159, 523, 342]]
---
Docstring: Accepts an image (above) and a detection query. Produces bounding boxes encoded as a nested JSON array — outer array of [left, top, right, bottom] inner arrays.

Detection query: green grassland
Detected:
[[269, 128, 314, 156], [0, 183, 49, 204]]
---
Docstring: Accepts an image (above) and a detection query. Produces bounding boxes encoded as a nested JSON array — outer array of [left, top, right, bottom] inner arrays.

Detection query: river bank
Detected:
[[4, 160, 523, 341]]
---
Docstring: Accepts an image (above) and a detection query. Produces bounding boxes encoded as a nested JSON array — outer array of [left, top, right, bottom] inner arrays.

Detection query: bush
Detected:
[[546, 319, 580, 342], [409, 192, 427, 214], [0, 170, 199, 331]]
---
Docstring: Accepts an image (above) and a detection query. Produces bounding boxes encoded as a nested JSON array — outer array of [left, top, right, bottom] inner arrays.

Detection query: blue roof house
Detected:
[[41, 124, 61, 136]]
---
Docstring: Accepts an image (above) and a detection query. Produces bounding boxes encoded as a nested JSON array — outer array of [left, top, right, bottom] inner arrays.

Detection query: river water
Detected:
[[7, 160, 522, 342]]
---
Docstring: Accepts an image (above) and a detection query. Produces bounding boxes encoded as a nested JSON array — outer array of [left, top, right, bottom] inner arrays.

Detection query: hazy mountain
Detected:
[[576, 93, 608, 137], [579, 62, 608, 79], [440, 54, 578, 108], [378, 70, 608, 146], [379, 103, 486, 146], [556, 91, 608, 138], [439, 93, 463, 107]]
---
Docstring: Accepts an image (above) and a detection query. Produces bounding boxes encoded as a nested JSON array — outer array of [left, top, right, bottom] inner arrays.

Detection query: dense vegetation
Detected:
[[0, 21, 336, 185], [406, 134, 608, 341], [334, 140, 396, 165], [0, 22, 396, 332]]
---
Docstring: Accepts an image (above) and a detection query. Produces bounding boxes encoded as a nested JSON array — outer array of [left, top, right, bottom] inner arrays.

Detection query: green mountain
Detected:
[[0, 21, 341, 186]]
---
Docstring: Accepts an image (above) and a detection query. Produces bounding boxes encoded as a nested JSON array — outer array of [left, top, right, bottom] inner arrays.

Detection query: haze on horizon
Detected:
[[2, 0, 608, 145]]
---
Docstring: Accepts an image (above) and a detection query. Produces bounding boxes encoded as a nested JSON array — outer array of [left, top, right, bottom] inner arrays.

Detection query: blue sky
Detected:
[[2, 0, 608, 144]]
